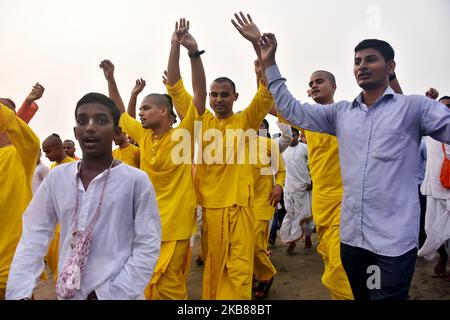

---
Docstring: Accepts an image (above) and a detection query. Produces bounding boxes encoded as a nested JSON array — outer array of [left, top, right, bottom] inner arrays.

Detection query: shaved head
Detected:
[[311, 70, 336, 86], [43, 134, 63, 149], [42, 134, 65, 162]]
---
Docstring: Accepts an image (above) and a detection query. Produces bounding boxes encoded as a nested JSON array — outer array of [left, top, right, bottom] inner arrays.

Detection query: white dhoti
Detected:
[[418, 197, 450, 260], [280, 189, 313, 243]]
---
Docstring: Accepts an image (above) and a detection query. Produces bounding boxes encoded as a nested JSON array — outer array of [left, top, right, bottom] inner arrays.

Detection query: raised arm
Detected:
[[179, 28, 206, 115], [0, 103, 40, 177], [232, 12, 263, 69], [17, 83, 45, 124], [388, 72, 402, 94], [127, 78, 146, 118], [276, 120, 293, 153], [167, 19, 185, 86], [260, 33, 337, 135], [99, 60, 126, 114]]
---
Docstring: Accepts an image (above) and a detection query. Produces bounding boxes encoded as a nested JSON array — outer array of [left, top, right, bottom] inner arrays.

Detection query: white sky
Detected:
[[1, 0, 449, 165]]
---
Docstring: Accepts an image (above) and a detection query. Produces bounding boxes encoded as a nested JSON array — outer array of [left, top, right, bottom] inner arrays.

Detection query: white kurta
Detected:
[[6, 162, 162, 300], [418, 137, 450, 259], [280, 143, 312, 243]]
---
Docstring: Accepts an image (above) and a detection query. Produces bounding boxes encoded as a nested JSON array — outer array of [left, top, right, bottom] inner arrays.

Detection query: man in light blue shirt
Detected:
[[257, 34, 450, 300]]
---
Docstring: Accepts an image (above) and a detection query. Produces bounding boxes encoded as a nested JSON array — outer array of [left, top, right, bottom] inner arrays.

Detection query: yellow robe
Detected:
[[252, 136, 285, 281], [46, 156, 76, 280], [278, 113, 353, 299], [119, 100, 198, 299], [166, 79, 274, 299], [0, 104, 40, 297], [112, 144, 140, 168]]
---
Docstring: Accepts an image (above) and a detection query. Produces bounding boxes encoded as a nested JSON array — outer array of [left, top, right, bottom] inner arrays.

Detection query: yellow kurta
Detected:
[[252, 136, 286, 221], [167, 79, 274, 300], [252, 136, 285, 282], [0, 104, 40, 296], [119, 100, 199, 299], [47, 156, 76, 280], [112, 144, 140, 168], [278, 113, 353, 299]]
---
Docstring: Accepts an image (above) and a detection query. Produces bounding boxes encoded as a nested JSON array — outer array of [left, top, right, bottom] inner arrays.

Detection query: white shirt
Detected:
[[32, 161, 49, 194], [421, 136, 450, 200], [6, 162, 162, 300], [282, 142, 311, 193]]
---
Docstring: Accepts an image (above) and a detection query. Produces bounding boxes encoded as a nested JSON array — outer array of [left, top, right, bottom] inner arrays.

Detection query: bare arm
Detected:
[[167, 19, 187, 85], [16, 83, 45, 124], [179, 29, 206, 115], [99, 60, 126, 114], [127, 78, 146, 118], [389, 73, 403, 94], [232, 12, 268, 86]]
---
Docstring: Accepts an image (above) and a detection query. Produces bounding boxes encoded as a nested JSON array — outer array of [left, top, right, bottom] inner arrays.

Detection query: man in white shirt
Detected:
[[32, 150, 49, 194], [280, 128, 313, 254], [419, 96, 450, 280], [6, 92, 161, 300]]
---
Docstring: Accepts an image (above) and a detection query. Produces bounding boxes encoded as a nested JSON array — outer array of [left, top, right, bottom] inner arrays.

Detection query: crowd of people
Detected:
[[1, 12, 449, 301]]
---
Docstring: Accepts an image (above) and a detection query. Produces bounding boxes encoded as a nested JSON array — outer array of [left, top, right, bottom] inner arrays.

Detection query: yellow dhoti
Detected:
[[202, 206, 255, 300], [45, 224, 60, 281], [316, 225, 353, 300], [253, 220, 276, 281], [145, 239, 191, 300]]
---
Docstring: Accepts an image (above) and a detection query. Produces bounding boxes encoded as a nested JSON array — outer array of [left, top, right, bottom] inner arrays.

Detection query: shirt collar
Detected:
[[352, 86, 395, 108]]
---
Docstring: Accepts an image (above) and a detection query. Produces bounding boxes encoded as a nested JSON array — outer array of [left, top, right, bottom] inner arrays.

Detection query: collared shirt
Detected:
[[6, 162, 161, 300], [266, 64, 450, 256]]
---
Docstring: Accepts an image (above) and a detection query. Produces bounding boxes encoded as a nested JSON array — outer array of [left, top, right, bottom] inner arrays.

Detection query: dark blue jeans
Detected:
[[340, 243, 417, 300]]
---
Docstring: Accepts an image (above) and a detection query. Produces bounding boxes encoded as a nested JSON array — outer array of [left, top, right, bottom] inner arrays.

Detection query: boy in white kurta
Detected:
[[6, 93, 161, 300]]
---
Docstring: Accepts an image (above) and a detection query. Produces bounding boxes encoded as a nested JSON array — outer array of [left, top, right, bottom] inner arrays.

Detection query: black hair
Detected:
[[212, 77, 236, 93], [75, 92, 120, 127], [439, 96, 450, 101], [292, 127, 299, 136], [354, 39, 395, 62]]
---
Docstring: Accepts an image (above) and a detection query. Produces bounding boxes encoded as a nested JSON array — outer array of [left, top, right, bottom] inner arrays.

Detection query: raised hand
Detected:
[[25, 83, 45, 103], [99, 59, 115, 81], [131, 78, 146, 96], [180, 32, 199, 54], [231, 12, 261, 44], [259, 33, 278, 67], [174, 18, 190, 44], [425, 87, 439, 100]]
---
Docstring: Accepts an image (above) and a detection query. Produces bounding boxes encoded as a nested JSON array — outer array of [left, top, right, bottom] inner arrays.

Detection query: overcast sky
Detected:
[[1, 0, 449, 164]]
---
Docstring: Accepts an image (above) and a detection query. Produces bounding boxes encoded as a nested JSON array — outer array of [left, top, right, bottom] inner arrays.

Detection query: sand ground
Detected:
[[33, 233, 450, 300]]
